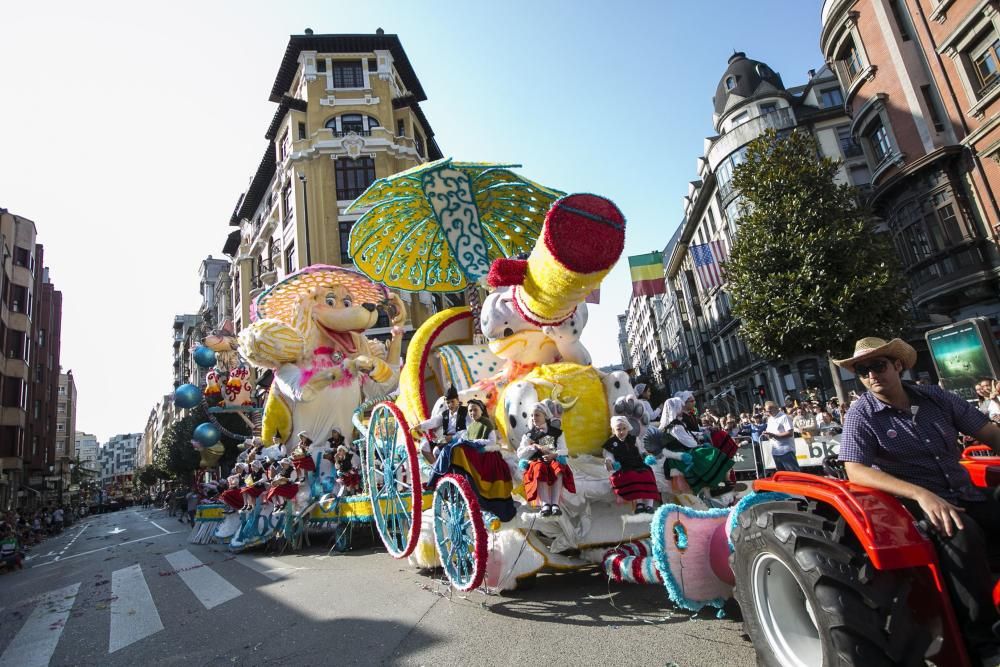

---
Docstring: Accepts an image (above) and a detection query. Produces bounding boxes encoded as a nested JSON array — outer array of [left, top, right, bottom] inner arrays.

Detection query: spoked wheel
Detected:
[[365, 402, 422, 558], [432, 473, 487, 592]]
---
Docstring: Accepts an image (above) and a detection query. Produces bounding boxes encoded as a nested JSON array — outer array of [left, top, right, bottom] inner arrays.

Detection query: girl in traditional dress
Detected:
[[333, 446, 361, 495], [240, 460, 268, 510], [517, 401, 575, 517], [654, 398, 734, 494], [603, 416, 659, 513], [219, 463, 248, 510], [672, 390, 701, 435], [290, 431, 316, 480], [263, 458, 299, 508]]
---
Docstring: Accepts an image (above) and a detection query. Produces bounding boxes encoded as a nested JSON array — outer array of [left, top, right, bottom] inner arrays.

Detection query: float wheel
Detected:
[[366, 401, 422, 558], [432, 473, 487, 592]]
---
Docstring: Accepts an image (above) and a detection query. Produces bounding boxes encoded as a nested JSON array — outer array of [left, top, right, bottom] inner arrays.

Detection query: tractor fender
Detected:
[[753, 471, 937, 571]]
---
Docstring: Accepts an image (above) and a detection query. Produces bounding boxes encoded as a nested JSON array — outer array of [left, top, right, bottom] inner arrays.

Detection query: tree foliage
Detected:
[[724, 129, 909, 360], [154, 405, 248, 480]]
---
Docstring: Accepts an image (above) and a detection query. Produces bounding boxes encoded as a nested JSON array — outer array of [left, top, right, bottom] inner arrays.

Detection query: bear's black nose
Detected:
[[362, 303, 377, 312], [503, 327, 514, 337]]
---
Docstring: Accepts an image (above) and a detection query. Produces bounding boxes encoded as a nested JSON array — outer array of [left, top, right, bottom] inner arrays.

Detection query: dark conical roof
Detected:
[[713, 52, 785, 116]]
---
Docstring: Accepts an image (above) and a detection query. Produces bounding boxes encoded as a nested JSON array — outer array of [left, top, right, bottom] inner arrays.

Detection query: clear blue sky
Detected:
[[0, 0, 824, 442]]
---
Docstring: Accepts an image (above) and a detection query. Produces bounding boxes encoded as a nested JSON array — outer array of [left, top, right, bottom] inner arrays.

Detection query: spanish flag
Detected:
[[629, 252, 666, 297]]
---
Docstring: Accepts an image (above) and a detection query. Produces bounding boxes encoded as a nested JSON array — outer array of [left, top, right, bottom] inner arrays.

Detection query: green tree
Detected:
[[724, 129, 910, 397], [155, 405, 249, 480]]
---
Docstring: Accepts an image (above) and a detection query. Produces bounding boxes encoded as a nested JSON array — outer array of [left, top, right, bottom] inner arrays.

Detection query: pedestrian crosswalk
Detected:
[[0, 549, 291, 665]]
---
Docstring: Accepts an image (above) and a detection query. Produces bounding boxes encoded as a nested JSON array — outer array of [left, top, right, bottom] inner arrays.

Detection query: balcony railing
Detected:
[[333, 129, 371, 138]]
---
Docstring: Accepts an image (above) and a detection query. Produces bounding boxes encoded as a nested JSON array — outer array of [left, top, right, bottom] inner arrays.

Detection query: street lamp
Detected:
[[298, 172, 312, 267]]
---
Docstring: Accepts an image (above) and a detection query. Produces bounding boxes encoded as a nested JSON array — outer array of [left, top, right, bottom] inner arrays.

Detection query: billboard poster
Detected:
[[926, 320, 999, 401]]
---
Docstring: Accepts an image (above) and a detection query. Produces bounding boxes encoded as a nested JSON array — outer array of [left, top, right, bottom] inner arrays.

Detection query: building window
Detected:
[[864, 118, 892, 163], [972, 37, 1000, 96], [368, 58, 378, 72], [836, 125, 863, 157], [759, 103, 777, 116], [279, 129, 290, 161], [725, 76, 736, 90], [820, 87, 844, 108], [919, 85, 945, 132], [316, 58, 327, 73], [396, 119, 405, 137], [12, 247, 31, 269], [414, 132, 425, 157], [326, 115, 380, 137], [730, 111, 749, 127], [281, 181, 293, 224], [841, 37, 864, 80], [335, 157, 376, 201], [332, 60, 364, 88], [284, 243, 296, 274], [889, 0, 912, 41], [10, 285, 26, 313], [339, 220, 355, 264], [297, 121, 306, 140]]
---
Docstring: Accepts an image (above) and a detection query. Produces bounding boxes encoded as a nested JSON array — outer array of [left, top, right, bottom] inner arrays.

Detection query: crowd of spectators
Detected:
[[0, 505, 82, 573]]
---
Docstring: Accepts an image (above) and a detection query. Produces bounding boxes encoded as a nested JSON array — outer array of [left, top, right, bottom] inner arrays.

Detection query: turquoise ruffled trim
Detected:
[[518, 459, 530, 471], [650, 503, 732, 614], [556, 455, 568, 465], [726, 491, 790, 553], [612, 460, 622, 472], [643, 454, 657, 467]]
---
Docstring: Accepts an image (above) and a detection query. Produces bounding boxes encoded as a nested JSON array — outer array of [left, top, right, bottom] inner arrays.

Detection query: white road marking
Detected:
[[148, 521, 170, 534], [109, 564, 163, 653], [0, 583, 80, 667], [164, 550, 241, 609], [233, 555, 303, 581], [31, 531, 184, 568], [108, 527, 126, 535]]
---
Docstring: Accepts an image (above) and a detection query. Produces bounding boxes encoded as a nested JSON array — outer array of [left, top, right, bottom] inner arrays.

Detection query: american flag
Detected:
[[690, 240, 729, 292]]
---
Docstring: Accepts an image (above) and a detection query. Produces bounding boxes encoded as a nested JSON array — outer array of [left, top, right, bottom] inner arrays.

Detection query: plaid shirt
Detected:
[[840, 384, 988, 502]]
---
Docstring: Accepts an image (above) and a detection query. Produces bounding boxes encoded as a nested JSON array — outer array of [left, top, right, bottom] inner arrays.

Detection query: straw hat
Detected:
[[833, 337, 916, 372], [251, 265, 389, 324]]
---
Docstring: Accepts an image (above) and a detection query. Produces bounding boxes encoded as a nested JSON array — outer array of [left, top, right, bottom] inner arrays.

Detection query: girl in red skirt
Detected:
[[240, 460, 268, 510], [516, 401, 575, 517], [263, 458, 300, 508], [603, 416, 658, 514]]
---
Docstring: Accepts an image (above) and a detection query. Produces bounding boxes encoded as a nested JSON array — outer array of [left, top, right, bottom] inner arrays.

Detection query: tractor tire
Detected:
[[730, 499, 932, 667]]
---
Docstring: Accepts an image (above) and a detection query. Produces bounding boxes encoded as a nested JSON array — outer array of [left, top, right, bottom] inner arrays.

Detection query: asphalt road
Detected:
[[0, 507, 756, 666]]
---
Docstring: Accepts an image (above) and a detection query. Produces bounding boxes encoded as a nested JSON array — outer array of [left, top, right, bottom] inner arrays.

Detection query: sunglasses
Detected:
[[854, 359, 890, 377]]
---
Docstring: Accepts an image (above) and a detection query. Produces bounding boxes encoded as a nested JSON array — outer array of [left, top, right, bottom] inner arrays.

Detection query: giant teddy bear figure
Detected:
[[238, 265, 406, 461]]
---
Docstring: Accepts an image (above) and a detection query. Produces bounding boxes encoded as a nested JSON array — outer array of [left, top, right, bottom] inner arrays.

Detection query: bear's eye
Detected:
[[325, 296, 336, 306], [343, 297, 353, 308]]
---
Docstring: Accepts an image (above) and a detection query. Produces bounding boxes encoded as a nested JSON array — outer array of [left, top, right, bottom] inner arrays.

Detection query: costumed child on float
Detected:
[[414, 385, 468, 464], [240, 460, 268, 511], [262, 458, 298, 509], [517, 400, 575, 517], [603, 416, 659, 514], [645, 397, 734, 497]]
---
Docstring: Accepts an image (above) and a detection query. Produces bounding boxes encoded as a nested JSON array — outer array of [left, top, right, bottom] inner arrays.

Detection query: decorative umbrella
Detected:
[[345, 159, 564, 293]]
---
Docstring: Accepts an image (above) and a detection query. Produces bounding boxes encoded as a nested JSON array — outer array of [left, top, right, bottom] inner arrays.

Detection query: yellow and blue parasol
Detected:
[[345, 158, 564, 293]]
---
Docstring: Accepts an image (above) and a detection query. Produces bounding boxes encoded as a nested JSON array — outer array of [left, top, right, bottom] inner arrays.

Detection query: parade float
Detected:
[[187, 159, 742, 613]]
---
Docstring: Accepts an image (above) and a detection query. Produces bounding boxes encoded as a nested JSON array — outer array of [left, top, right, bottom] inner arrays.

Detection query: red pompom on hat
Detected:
[[486, 256, 529, 287]]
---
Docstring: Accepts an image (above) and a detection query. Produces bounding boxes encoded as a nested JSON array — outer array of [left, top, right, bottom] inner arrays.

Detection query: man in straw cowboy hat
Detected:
[[835, 336, 1000, 657]]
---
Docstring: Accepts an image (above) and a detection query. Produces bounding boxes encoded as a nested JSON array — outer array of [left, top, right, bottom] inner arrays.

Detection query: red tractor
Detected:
[[730, 446, 1000, 666]]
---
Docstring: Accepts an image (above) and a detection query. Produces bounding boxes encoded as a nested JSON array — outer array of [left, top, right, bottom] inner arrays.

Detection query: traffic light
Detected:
[[757, 385, 766, 398]]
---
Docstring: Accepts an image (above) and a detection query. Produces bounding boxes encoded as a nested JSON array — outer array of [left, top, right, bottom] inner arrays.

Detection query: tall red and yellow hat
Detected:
[[486, 193, 626, 326]]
